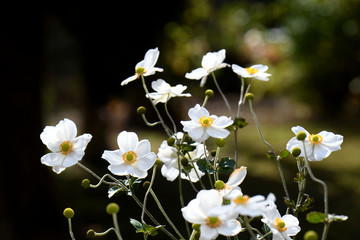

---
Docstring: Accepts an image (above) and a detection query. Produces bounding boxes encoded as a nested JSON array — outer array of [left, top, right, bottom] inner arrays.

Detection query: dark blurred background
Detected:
[[3, 0, 360, 239]]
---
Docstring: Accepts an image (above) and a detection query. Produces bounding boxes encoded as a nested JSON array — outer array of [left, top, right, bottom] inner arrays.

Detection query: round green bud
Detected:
[[216, 138, 226, 148], [87, 229, 96, 239], [304, 230, 319, 240], [81, 179, 91, 189], [214, 180, 225, 190], [63, 208, 75, 219], [245, 93, 254, 101], [137, 106, 147, 115], [143, 181, 151, 189], [167, 137, 175, 146], [106, 202, 120, 215], [181, 157, 189, 167], [291, 147, 302, 157], [192, 223, 201, 231], [296, 131, 307, 141], [205, 89, 214, 98]]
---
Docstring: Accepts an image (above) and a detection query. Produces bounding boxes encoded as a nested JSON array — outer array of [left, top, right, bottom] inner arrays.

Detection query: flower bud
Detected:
[[137, 106, 147, 115], [81, 179, 91, 189], [216, 138, 226, 148], [304, 230, 318, 240], [296, 131, 307, 141], [87, 229, 96, 239], [106, 202, 120, 215], [291, 147, 302, 157], [181, 157, 189, 167], [192, 223, 201, 231], [63, 208, 75, 219], [245, 93, 254, 101], [167, 137, 175, 146], [205, 89, 214, 98], [214, 180, 225, 190], [143, 181, 151, 189]]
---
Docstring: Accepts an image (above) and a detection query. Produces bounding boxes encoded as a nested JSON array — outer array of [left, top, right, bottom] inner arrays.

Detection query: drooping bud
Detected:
[[87, 229, 96, 239], [205, 89, 214, 98], [181, 157, 189, 167], [296, 131, 307, 141], [63, 208, 75, 219], [81, 179, 91, 189], [245, 93, 254, 101], [216, 138, 226, 148], [304, 230, 319, 240], [137, 106, 147, 115], [214, 180, 225, 190], [291, 147, 302, 157], [106, 202, 120, 215]]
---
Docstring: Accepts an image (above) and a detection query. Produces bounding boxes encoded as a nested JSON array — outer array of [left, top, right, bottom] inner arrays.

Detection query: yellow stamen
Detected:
[[122, 151, 138, 164], [246, 67, 259, 75], [274, 217, 287, 232], [233, 195, 250, 205], [59, 141, 73, 155], [199, 116, 213, 127], [205, 216, 222, 228], [309, 134, 323, 144]]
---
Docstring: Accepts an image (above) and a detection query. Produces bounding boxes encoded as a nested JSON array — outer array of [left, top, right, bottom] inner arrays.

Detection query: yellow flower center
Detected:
[[246, 67, 259, 75], [59, 141, 73, 155], [205, 216, 222, 228], [135, 67, 147, 78], [274, 217, 287, 232], [199, 116, 214, 127], [233, 195, 250, 205], [309, 134, 323, 144], [122, 151, 138, 164]]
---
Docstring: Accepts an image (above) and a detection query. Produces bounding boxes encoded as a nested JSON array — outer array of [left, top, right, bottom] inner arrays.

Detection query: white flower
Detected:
[[40, 118, 92, 174], [182, 189, 242, 240], [230, 193, 276, 218], [121, 47, 164, 86], [218, 167, 247, 199], [286, 126, 343, 161], [158, 132, 206, 182], [181, 104, 233, 143], [261, 202, 300, 240], [102, 131, 156, 178], [232, 64, 271, 81], [146, 79, 191, 105], [185, 49, 230, 87]]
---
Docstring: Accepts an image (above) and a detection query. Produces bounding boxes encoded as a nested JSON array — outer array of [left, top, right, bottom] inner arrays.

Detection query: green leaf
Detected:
[[129, 218, 163, 237], [196, 158, 216, 174], [266, 151, 276, 160], [108, 185, 126, 198], [234, 117, 248, 129], [306, 211, 327, 224], [279, 149, 290, 159], [218, 157, 235, 173], [130, 218, 144, 232]]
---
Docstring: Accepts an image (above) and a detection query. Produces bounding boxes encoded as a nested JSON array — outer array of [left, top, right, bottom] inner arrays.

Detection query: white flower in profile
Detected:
[[158, 132, 206, 182], [181, 189, 242, 240], [121, 47, 164, 86], [230, 193, 276, 218], [185, 49, 230, 87], [40, 118, 92, 174], [146, 79, 191, 105], [181, 104, 233, 143], [217, 167, 247, 199], [232, 64, 271, 81], [261, 202, 300, 240], [286, 126, 343, 161], [102, 131, 156, 178]]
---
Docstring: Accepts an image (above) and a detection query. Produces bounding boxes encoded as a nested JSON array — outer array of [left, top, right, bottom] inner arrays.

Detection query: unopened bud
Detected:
[[87, 229, 96, 239], [81, 179, 91, 189], [137, 106, 147, 115], [292, 147, 302, 157], [181, 158, 189, 167], [63, 208, 75, 219], [167, 137, 175, 146], [245, 93, 254, 101], [304, 230, 318, 240], [214, 180, 225, 190], [205, 89, 214, 98], [296, 131, 307, 141], [106, 203, 120, 215], [216, 138, 226, 148]]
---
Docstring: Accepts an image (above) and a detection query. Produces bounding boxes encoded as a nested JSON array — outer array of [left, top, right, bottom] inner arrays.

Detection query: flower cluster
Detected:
[[40, 47, 346, 240]]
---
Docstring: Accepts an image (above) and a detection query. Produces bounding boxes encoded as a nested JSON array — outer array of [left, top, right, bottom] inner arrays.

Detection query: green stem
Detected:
[[248, 100, 290, 200], [164, 97, 177, 133], [112, 213, 123, 240], [141, 114, 162, 127], [68, 218, 76, 240], [177, 153, 190, 237], [211, 72, 234, 119], [141, 166, 157, 224], [301, 141, 329, 240]]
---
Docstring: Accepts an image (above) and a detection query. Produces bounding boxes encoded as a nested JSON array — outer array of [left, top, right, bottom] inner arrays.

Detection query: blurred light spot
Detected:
[[349, 77, 360, 95], [343, 20, 358, 36]]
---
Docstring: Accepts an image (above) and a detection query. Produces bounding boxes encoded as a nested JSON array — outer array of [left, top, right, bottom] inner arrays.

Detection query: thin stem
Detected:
[[141, 114, 162, 127], [211, 72, 234, 119], [237, 78, 252, 118], [164, 97, 177, 133], [234, 128, 239, 166], [150, 189, 185, 239], [244, 216, 257, 240], [112, 213, 123, 240], [141, 166, 157, 224], [177, 153, 190, 237], [202, 95, 210, 108], [68, 218, 76, 240], [301, 141, 329, 240], [248, 100, 290, 200], [92, 227, 117, 236], [141, 75, 172, 137]]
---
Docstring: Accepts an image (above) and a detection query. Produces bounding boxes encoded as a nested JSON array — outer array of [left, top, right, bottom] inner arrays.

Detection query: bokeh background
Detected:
[[3, 0, 360, 239]]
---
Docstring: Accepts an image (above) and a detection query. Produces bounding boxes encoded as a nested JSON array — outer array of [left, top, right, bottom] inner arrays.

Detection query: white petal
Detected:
[[56, 118, 77, 141], [135, 139, 151, 158], [135, 152, 156, 171], [313, 144, 331, 161], [188, 104, 210, 121], [72, 133, 92, 152], [41, 153, 67, 174], [206, 126, 230, 139], [200, 225, 219, 240], [232, 64, 251, 78], [291, 126, 310, 136], [226, 167, 247, 187], [62, 151, 83, 167], [117, 131, 138, 152], [212, 116, 233, 128], [188, 126, 206, 140], [40, 126, 61, 152], [108, 163, 134, 176], [197, 189, 223, 213], [102, 150, 123, 165], [151, 79, 170, 92], [121, 75, 138, 86], [218, 219, 242, 236], [142, 47, 160, 70], [200, 75, 208, 87], [181, 199, 207, 224], [161, 164, 180, 181], [251, 64, 268, 72], [254, 72, 271, 81], [185, 68, 207, 80]]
